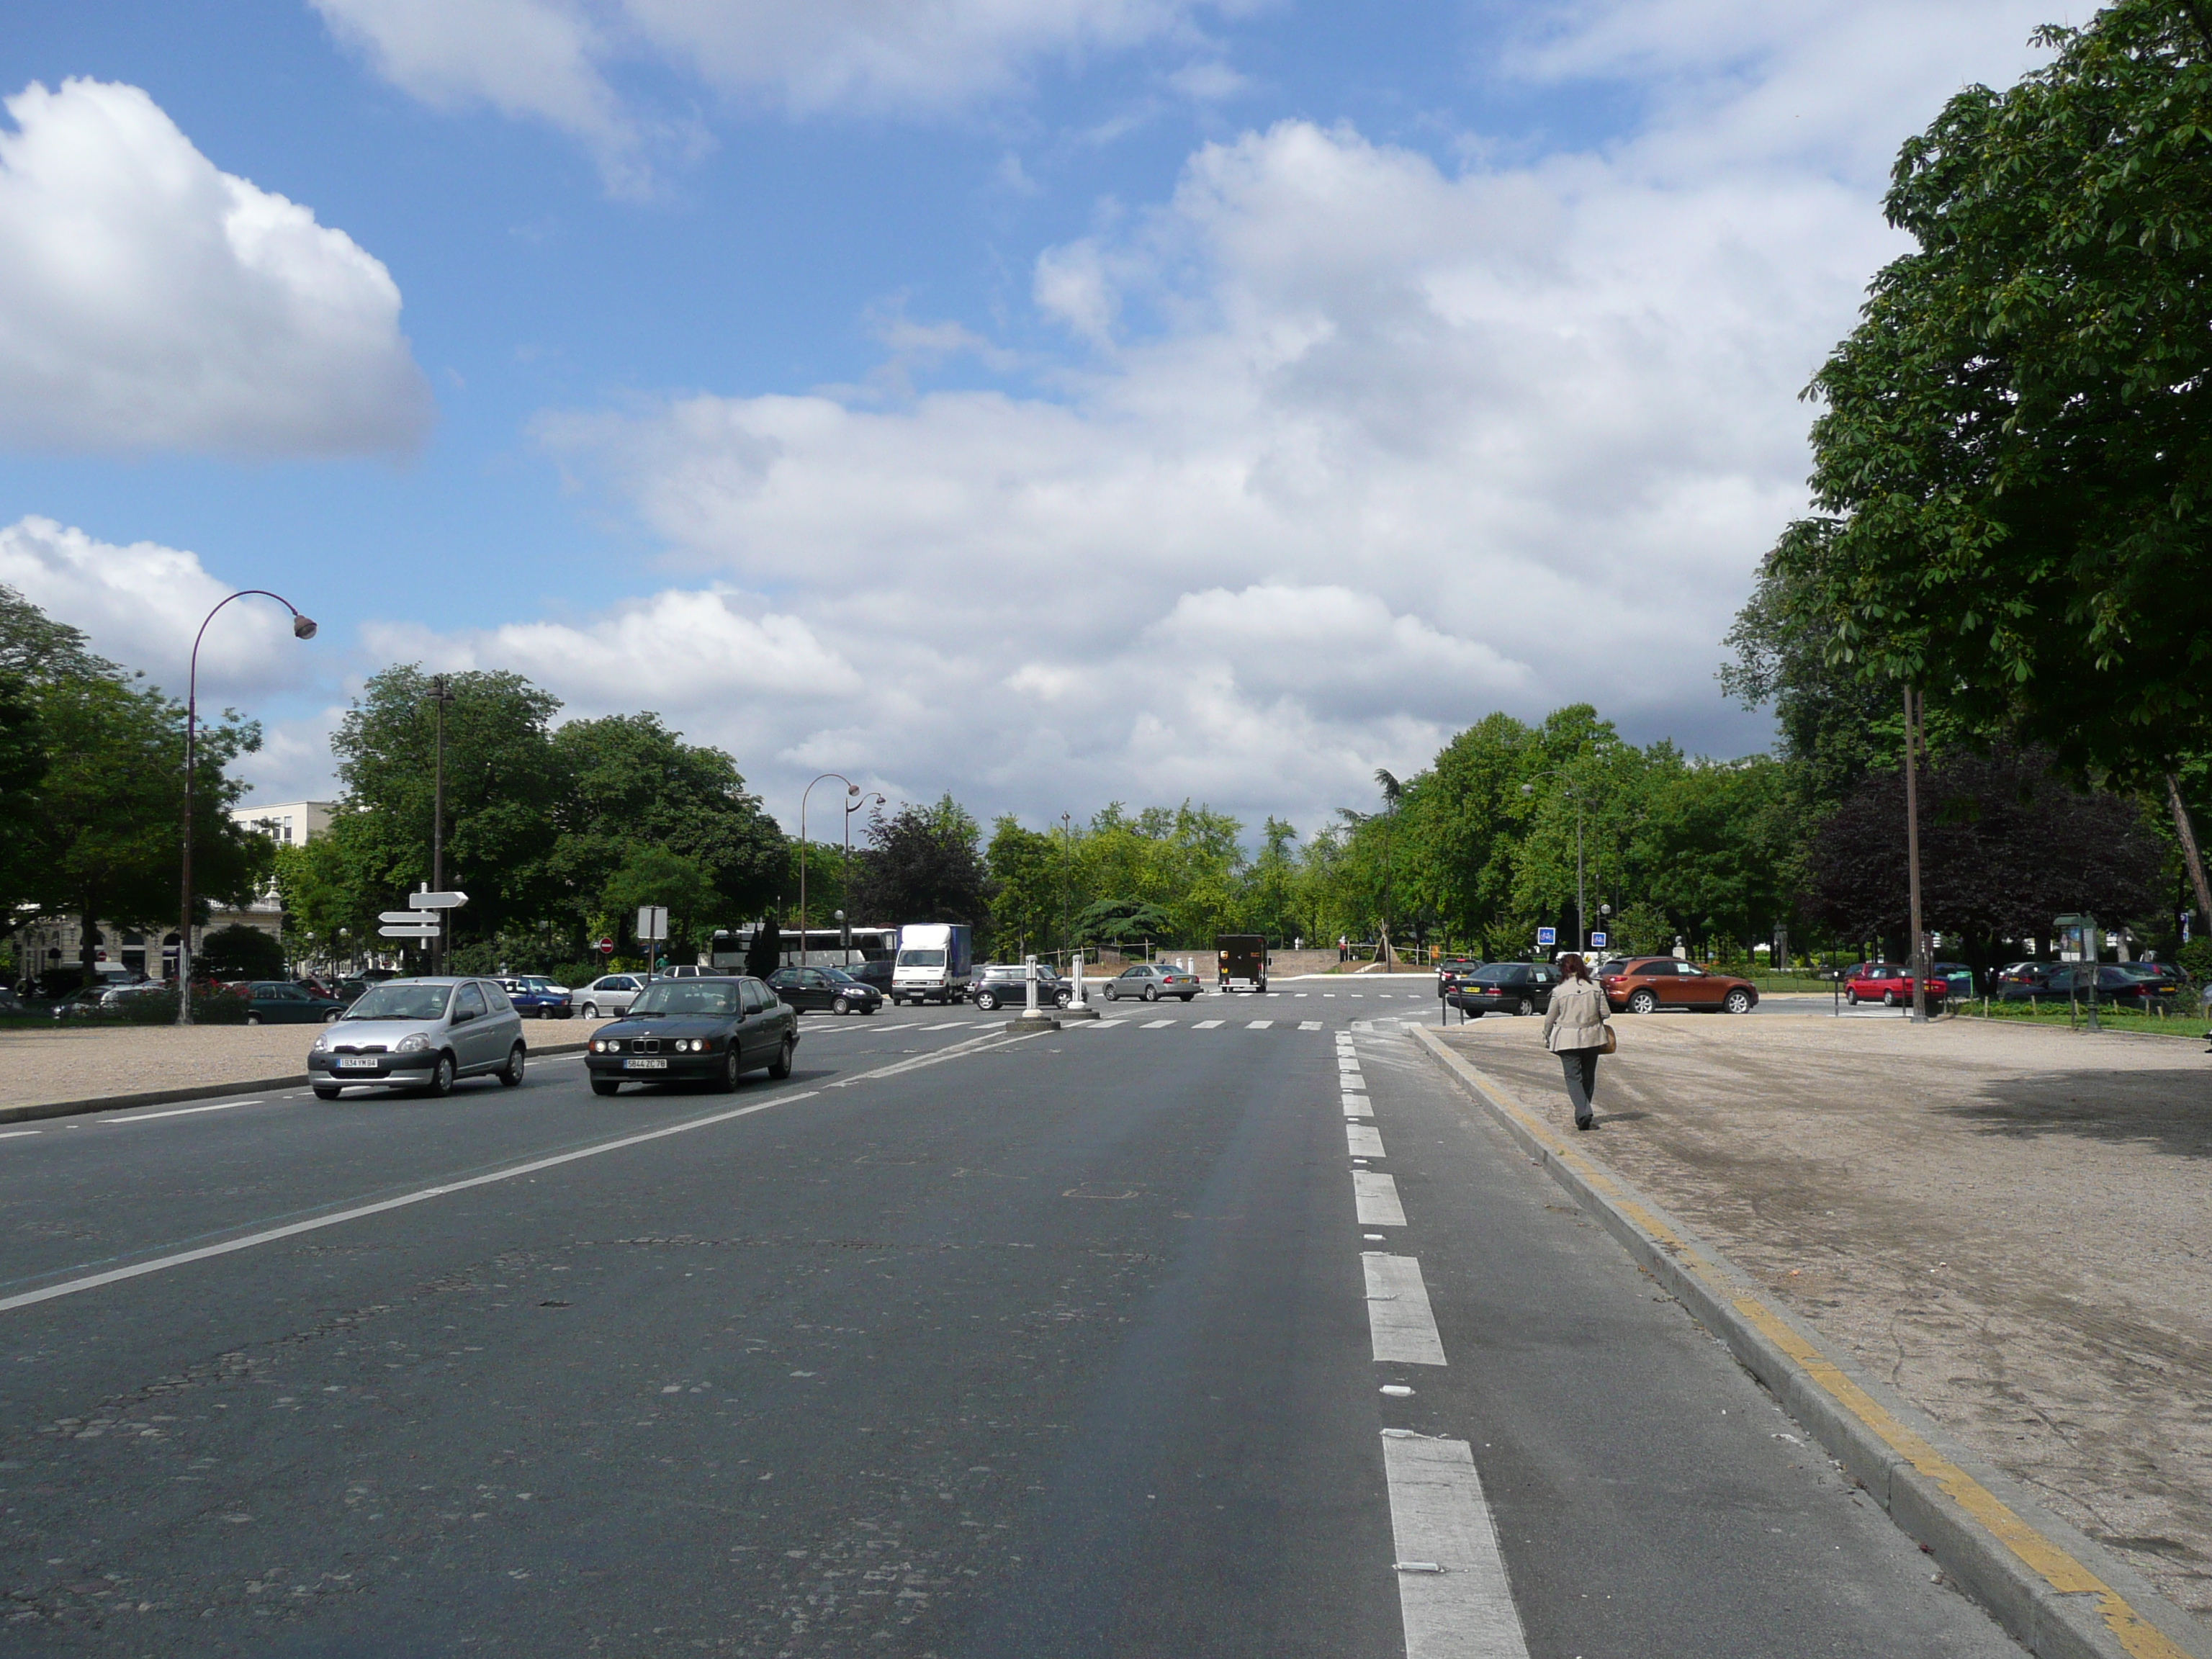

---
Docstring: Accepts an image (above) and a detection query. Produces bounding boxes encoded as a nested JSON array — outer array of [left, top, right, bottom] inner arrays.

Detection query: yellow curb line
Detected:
[[1408, 1025, 2198, 1659]]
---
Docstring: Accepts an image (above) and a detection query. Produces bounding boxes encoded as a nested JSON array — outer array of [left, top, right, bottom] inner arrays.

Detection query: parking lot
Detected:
[[1439, 1010, 2212, 1623]]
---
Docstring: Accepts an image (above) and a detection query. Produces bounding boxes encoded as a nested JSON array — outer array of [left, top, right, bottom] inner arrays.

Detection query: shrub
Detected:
[[2177, 938, 2212, 984], [198, 925, 285, 981]]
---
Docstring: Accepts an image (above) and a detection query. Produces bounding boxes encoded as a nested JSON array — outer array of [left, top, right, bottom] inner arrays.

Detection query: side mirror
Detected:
[[452, 1007, 476, 1025]]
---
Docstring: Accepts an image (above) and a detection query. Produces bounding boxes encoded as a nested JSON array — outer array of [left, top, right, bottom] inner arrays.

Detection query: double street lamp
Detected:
[[798, 773, 859, 971], [177, 590, 318, 1025]]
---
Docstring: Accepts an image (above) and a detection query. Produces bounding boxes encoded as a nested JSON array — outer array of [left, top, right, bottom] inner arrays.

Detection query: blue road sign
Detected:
[[1589, 931, 1609, 948], [1536, 926, 1557, 948]]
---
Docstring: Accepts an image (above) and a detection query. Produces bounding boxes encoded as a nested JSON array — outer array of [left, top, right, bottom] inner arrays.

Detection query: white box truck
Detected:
[[892, 923, 974, 1005]]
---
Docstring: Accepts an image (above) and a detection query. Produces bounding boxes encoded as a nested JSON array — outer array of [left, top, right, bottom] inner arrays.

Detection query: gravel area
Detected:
[[1438, 1010, 2212, 1626], [0, 1017, 606, 1111]]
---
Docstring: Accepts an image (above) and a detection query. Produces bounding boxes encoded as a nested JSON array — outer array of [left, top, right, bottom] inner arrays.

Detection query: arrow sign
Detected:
[[379, 925, 441, 940], [409, 890, 468, 910], [379, 911, 434, 925]]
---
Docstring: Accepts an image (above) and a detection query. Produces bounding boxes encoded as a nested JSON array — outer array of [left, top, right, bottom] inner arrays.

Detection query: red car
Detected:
[[1843, 963, 1947, 1007]]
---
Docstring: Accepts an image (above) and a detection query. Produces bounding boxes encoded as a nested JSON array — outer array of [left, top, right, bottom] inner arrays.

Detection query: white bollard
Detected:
[[1025, 953, 1039, 1015], [1071, 951, 1086, 1007]]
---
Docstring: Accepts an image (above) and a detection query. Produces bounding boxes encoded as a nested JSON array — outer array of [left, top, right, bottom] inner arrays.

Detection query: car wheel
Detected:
[[833, 996, 851, 1015], [313, 1084, 342, 1101], [580, 1002, 598, 1019], [323, 1009, 341, 1024], [1881, 989, 1898, 1007], [246, 1012, 262, 1026], [718, 1049, 742, 1093], [424, 1053, 456, 1097], [1514, 997, 1533, 1017], [1056, 990, 1072, 1008], [976, 991, 999, 1011], [1628, 989, 1659, 1015], [1143, 985, 1159, 1002], [1845, 990, 1858, 1006], [1257, 981, 1267, 994], [768, 1035, 796, 1080], [590, 1078, 620, 1097], [498, 1043, 526, 1087], [1104, 986, 1118, 1002], [1724, 988, 1753, 1014]]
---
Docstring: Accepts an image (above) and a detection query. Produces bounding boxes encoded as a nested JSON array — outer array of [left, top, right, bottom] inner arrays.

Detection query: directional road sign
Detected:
[[379, 925, 441, 940], [379, 911, 433, 925], [409, 890, 468, 909]]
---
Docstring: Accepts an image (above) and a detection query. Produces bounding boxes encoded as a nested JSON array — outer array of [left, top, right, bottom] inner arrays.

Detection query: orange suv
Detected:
[[1599, 957, 1760, 1015]]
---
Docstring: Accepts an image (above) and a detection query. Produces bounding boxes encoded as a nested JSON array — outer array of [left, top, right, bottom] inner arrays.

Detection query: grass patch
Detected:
[[1959, 997, 2206, 1037]]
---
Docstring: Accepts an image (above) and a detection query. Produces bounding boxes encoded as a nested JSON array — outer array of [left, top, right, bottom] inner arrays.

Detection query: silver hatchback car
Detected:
[[308, 976, 528, 1099]]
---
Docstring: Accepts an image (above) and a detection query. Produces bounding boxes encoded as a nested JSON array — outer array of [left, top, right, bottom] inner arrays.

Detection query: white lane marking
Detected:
[[112, 1100, 266, 1123], [1083, 1019, 1129, 1029], [1295, 993, 1310, 998], [1343, 1093, 1372, 1118], [826, 1029, 1035, 1087], [1353, 1171, 1406, 1227], [1246, 1020, 1273, 1030], [1142, 1018, 1174, 1029], [0, 1091, 819, 1317], [1352, 993, 1367, 998], [0, 1130, 42, 1140], [1382, 1433, 1529, 1658], [1363, 1254, 1446, 1366], [919, 1022, 968, 1032], [1337, 1058, 1362, 1071], [1193, 1020, 1223, 1030], [1347, 1123, 1386, 1159], [1300, 1020, 1323, 1030]]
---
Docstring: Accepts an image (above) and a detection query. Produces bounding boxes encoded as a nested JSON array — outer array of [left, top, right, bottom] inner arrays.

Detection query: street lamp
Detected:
[[1522, 770, 1588, 955], [840, 791, 884, 966], [799, 774, 859, 971], [177, 591, 317, 1025]]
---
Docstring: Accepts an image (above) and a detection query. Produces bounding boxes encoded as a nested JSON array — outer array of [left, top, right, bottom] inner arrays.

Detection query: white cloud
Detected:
[[313, 0, 1251, 177], [0, 516, 322, 700], [0, 79, 431, 456]]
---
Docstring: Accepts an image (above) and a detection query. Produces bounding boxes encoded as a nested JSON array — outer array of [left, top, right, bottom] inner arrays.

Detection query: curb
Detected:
[[1406, 1023, 2211, 1659], [0, 1038, 595, 1126]]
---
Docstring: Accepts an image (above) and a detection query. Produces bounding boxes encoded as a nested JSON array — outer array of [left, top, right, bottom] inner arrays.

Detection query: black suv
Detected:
[[1436, 957, 1485, 997], [971, 963, 1073, 1011], [1447, 961, 1562, 1017]]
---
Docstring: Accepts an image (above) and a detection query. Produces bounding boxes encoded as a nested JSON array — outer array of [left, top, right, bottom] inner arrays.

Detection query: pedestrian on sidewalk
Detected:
[[1542, 952, 1611, 1130]]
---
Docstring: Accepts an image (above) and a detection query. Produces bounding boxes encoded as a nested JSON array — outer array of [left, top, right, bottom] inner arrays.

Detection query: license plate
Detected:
[[337, 1057, 382, 1070], [624, 1057, 667, 1070]]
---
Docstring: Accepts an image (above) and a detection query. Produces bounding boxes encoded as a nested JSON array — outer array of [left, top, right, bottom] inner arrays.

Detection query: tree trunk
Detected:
[[2163, 774, 2212, 933]]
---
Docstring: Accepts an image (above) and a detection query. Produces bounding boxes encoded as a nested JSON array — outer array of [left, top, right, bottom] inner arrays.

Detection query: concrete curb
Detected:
[[0, 1038, 595, 1126], [1406, 1023, 2212, 1659]]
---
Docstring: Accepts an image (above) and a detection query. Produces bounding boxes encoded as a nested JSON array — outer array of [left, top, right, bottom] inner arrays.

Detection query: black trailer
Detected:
[[1215, 934, 1269, 993]]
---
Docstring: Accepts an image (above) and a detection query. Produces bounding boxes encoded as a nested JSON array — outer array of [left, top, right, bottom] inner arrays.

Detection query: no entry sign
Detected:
[[596, 937, 616, 954]]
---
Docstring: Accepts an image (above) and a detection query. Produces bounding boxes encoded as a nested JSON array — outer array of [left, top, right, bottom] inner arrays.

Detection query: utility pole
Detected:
[[1904, 684, 1927, 1023], [1061, 811, 1073, 971], [425, 675, 454, 976]]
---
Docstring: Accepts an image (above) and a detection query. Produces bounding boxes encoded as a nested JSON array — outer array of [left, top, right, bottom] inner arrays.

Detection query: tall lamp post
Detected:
[[1521, 770, 1588, 955], [842, 791, 884, 965], [799, 774, 858, 971], [423, 675, 455, 976], [177, 590, 318, 1025]]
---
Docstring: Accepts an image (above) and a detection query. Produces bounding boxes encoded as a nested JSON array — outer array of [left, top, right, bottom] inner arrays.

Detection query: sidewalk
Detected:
[[1435, 1012, 2212, 1628], [0, 1019, 608, 1121]]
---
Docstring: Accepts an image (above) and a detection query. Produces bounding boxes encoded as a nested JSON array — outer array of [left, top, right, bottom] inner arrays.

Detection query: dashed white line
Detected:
[[110, 1100, 266, 1123], [918, 1022, 968, 1031], [1347, 1123, 1385, 1159], [1299, 1020, 1323, 1031], [1343, 1093, 1372, 1118], [1353, 1171, 1406, 1227], [1246, 1020, 1274, 1030], [1142, 1018, 1175, 1030], [1363, 1254, 1446, 1365], [1381, 1433, 1529, 1658], [1193, 1020, 1224, 1030], [0, 1130, 42, 1140]]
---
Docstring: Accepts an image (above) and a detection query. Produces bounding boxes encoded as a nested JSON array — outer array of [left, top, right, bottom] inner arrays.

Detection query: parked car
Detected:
[[1449, 961, 1563, 1017], [331, 978, 372, 1004], [969, 963, 1072, 1011], [1994, 961, 2054, 994], [1435, 957, 1486, 997], [497, 976, 573, 1019], [1843, 963, 1947, 1007], [1934, 961, 1976, 1000], [0, 986, 27, 1017], [308, 977, 529, 1098], [767, 965, 884, 1015], [50, 984, 129, 1020], [1100, 963, 1203, 1002], [585, 975, 798, 1095], [2125, 961, 2189, 994], [1597, 957, 1761, 1014], [575, 974, 645, 1019], [221, 981, 343, 1025], [2006, 965, 2175, 1010]]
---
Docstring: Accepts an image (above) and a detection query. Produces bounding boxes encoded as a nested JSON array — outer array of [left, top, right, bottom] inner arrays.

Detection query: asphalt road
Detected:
[[0, 1002, 2024, 1657]]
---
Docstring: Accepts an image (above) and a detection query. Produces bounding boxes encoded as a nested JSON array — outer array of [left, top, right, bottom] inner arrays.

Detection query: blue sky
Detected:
[[0, 0, 2054, 835]]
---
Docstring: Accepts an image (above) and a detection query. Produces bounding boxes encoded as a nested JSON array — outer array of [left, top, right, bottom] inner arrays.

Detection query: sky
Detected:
[[0, 0, 2060, 840]]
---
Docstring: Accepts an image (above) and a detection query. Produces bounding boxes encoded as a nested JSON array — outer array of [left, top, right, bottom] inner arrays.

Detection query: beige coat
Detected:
[[1542, 976, 1611, 1053]]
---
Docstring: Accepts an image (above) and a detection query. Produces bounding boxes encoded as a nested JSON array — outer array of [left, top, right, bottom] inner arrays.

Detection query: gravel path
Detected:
[[1441, 1010, 2212, 1627]]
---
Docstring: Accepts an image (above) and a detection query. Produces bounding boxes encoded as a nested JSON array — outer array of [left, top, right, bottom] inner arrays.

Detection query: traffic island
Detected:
[[1007, 1010, 1060, 1033], [1058, 1004, 1101, 1021]]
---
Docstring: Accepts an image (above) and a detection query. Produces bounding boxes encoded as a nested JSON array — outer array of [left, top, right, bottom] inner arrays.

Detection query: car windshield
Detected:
[[630, 981, 739, 1017], [820, 968, 860, 984], [898, 949, 945, 968], [345, 984, 452, 1022], [1470, 966, 1519, 984]]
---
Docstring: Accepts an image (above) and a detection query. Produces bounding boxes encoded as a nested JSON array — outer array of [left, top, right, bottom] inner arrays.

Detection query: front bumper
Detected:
[[584, 1053, 721, 1082], [309, 1050, 437, 1084]]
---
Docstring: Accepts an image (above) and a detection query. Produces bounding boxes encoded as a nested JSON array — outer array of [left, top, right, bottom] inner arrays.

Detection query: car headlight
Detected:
[[396, 1033, 431, 1054], [311, 1033, 330, 1051]]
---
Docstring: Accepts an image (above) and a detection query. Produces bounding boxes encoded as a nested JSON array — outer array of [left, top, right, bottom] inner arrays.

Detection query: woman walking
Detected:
[[1542, 953, 1611, 1130]]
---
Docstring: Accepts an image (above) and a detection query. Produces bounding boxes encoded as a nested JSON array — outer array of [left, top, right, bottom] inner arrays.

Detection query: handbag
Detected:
[[1600, 1020, 1617, 1055]]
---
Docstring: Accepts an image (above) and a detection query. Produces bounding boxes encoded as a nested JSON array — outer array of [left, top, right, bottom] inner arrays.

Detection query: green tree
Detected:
[[986, 817, 1068, 958], [850, 799, 989, 932], [602, 845, 717, 961], [198, 923, 286, 980]]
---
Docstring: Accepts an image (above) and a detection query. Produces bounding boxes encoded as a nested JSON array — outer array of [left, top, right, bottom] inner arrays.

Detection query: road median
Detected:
[[1409, 1022, 2211, 1659]]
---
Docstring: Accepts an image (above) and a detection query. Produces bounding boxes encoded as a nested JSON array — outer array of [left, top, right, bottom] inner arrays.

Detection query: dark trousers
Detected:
[[1559, 1047, 1601, 1123]]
